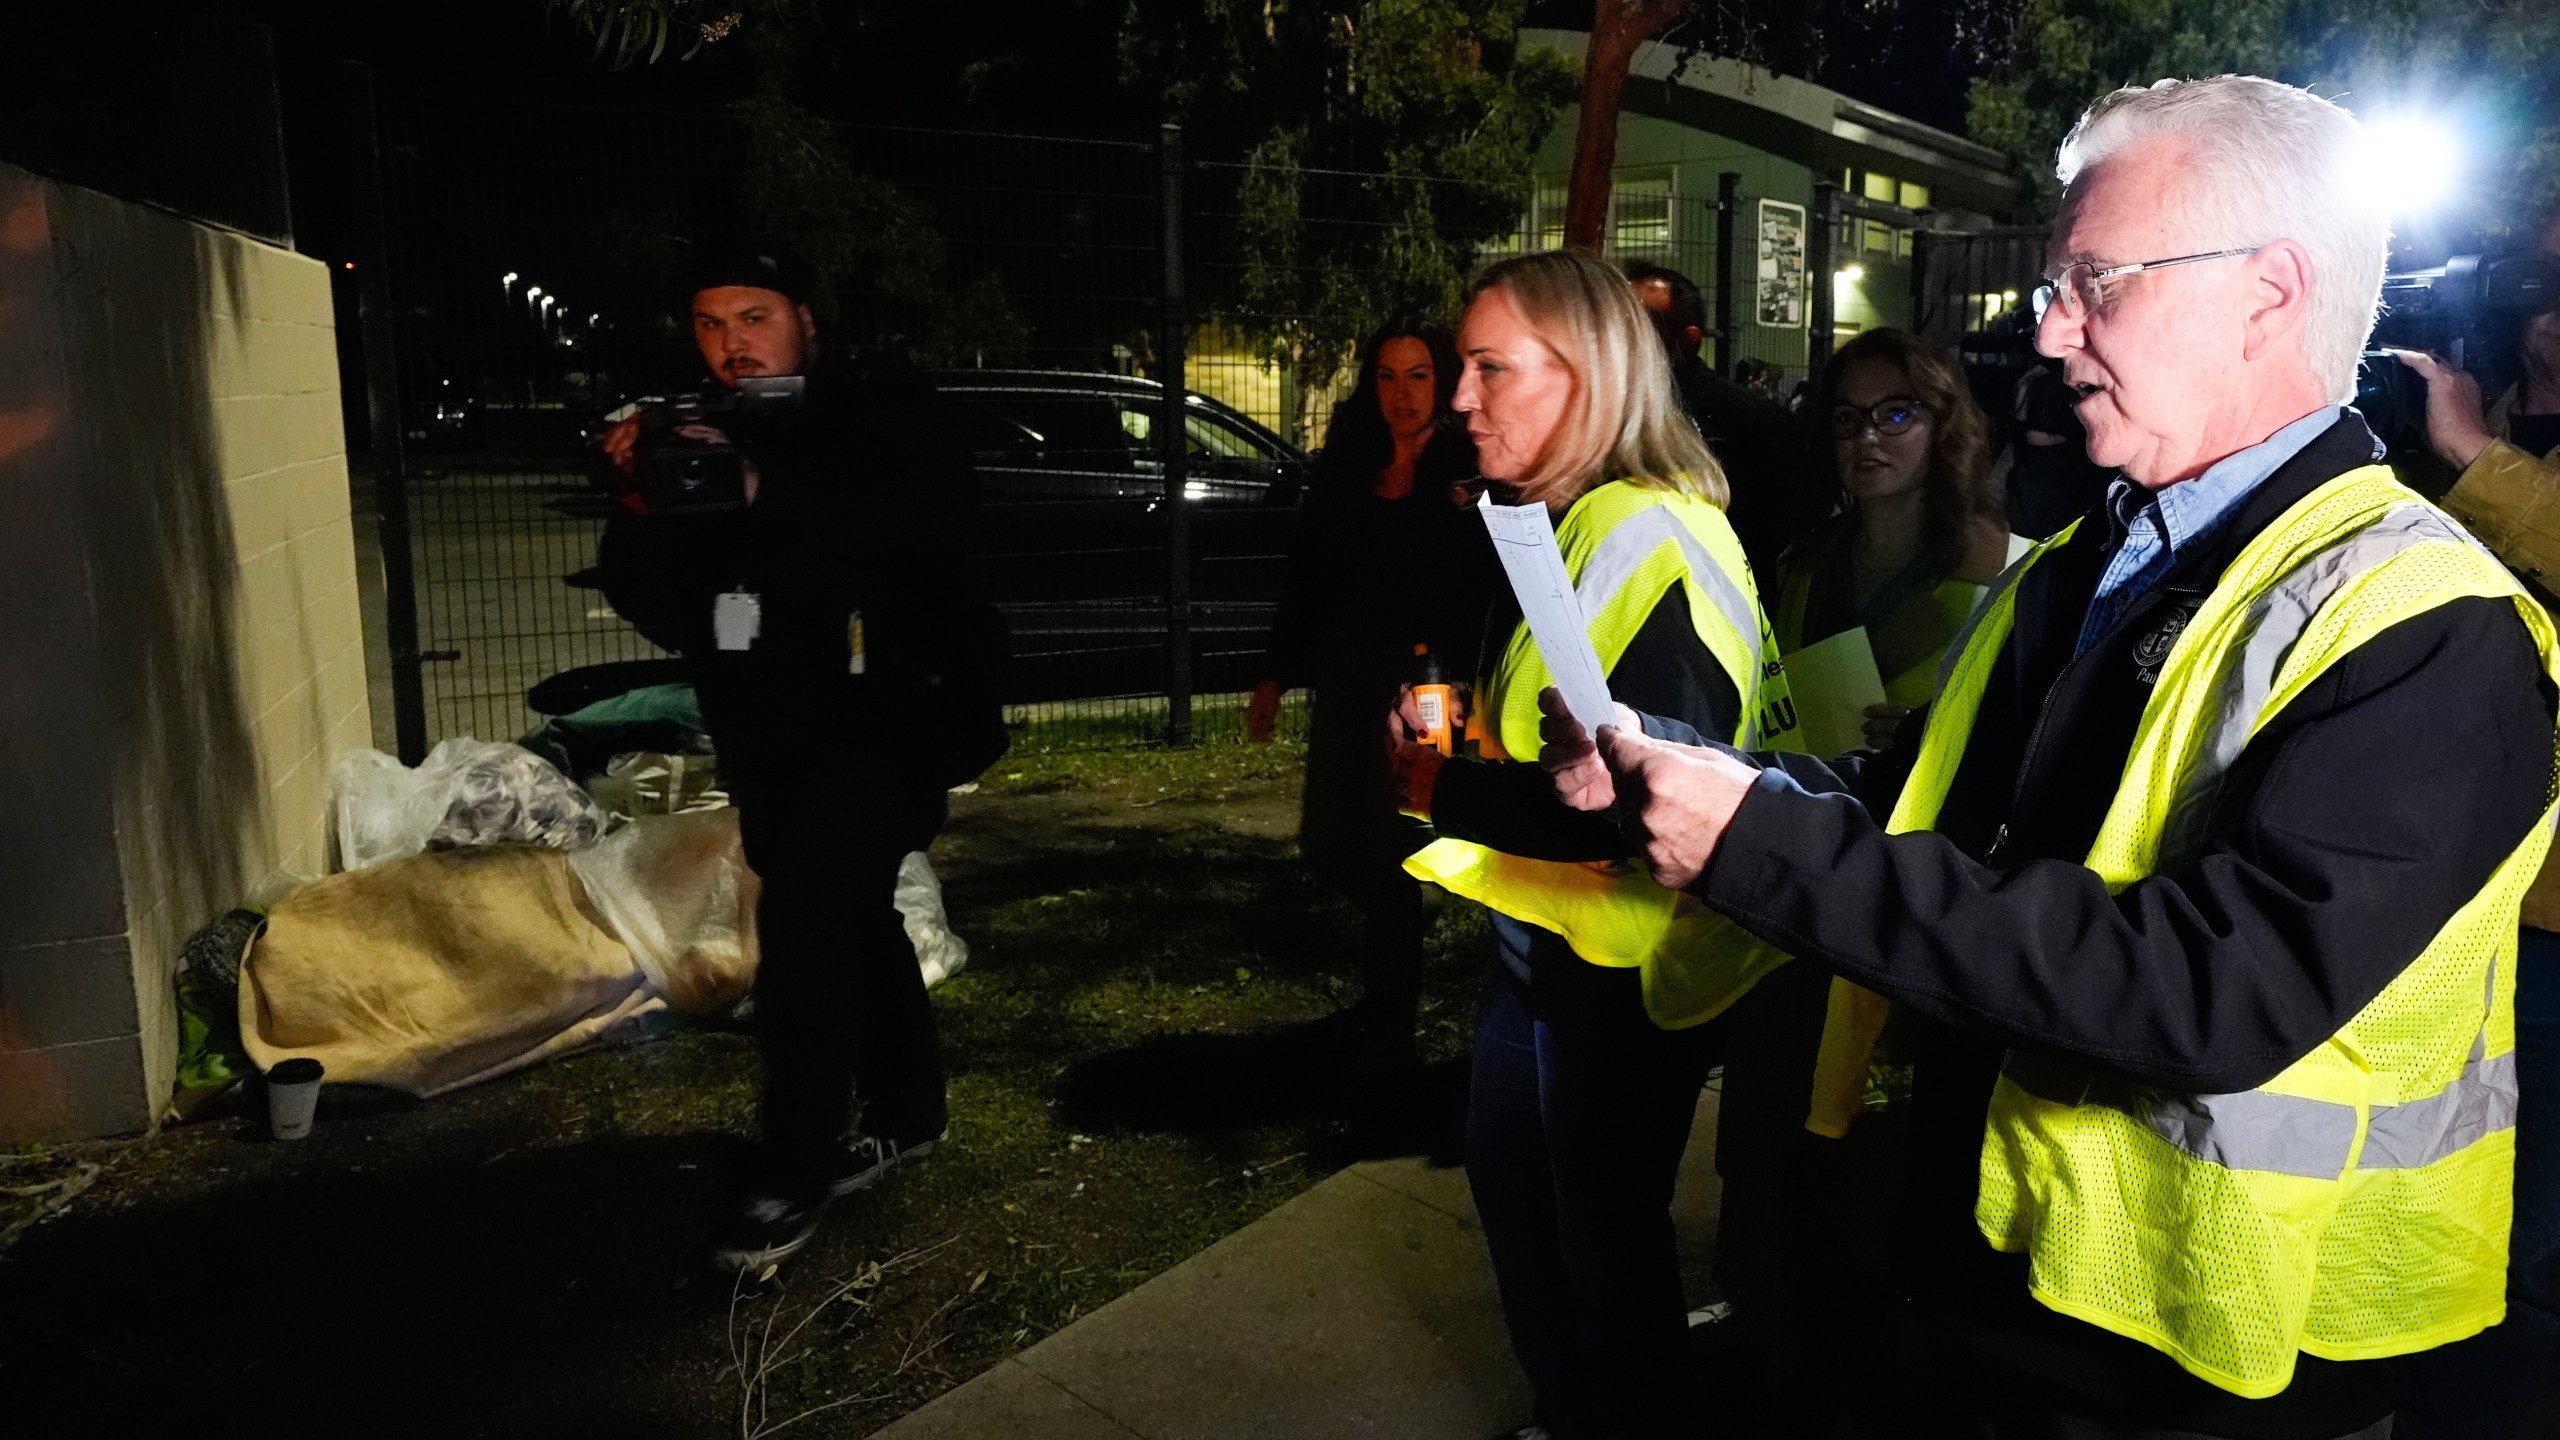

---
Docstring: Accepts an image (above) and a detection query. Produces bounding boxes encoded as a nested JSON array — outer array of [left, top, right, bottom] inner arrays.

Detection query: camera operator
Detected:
[[2384, 204, 2560, 1439], [596, 246, 1003, 1274], [2392, 210, 2560, 515]]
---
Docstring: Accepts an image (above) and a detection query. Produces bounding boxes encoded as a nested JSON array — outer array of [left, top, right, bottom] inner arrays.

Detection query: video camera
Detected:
[[628, 374, 808, 515], [2358, 252, 2559, 472]]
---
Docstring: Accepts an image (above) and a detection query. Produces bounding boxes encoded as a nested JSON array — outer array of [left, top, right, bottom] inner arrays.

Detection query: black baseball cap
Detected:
[[684, 241, 817, 306]]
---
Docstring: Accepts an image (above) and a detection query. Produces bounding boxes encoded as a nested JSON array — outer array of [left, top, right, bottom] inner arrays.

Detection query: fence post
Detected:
[[340, 62, 429, 765], [1157, 121, 1194, 748], [1713, 171, 1740, 378], [1808, 180, 1840, 379]]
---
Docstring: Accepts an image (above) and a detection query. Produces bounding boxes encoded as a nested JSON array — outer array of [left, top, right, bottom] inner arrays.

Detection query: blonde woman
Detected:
[[1393, 250, 1792, 1440]]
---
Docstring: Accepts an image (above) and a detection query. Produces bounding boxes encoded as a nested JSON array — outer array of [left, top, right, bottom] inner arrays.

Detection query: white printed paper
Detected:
[[1478, 492, 1617, 738]]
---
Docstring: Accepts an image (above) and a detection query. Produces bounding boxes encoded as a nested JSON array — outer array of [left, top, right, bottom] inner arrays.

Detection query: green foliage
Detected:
[[734, 91, 1032, 358], [1969, 0, 2560, 226], [545, 0, 769, 67], [1126, 0, 1576, 397]]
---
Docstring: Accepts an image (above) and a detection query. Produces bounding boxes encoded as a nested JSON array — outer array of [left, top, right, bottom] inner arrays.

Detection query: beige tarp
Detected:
[[240, 810, 762, 1098]]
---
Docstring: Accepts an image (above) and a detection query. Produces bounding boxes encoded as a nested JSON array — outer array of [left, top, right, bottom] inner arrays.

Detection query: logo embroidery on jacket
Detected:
[[2132, 600, 2202, 685]]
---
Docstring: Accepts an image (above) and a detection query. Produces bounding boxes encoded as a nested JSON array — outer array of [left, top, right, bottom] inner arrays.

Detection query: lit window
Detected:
[[1899, 180, 1931, 210], [1611, 177, 1673, 249], [1863, 172, 1896, 204]]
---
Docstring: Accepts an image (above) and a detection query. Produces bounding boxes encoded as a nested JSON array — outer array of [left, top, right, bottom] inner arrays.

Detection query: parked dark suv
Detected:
[[934, 370, 1311, 702], [937, 370, 1307, 507]]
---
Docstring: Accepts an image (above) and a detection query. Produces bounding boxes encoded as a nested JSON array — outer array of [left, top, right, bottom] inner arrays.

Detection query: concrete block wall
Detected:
[[204, 234, 370, 890], [0, 163, 369, 1142]]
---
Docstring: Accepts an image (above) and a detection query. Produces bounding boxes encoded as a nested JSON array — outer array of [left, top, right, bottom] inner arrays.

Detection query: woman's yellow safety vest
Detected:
[[1404, 480, 1799, 1029], [1892, 464, 2560, 1398], [1771, 558, 2002, 1136]]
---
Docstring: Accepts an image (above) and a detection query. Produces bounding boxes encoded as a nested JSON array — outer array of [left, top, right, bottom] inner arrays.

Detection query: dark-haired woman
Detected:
[[1250, 318, 1489, 1096]]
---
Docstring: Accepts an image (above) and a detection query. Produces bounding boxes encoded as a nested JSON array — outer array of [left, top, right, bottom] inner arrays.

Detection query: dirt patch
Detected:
[[0, 742, 1485, 1439]]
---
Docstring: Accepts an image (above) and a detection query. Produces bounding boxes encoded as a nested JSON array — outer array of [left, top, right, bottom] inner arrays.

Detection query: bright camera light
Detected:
[[2359, 114, 2462, 218], [1837, 264, 1865, 284]]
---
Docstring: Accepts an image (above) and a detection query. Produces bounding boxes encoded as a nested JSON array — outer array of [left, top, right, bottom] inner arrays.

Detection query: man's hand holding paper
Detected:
[[1535, 685, 1757, 889]]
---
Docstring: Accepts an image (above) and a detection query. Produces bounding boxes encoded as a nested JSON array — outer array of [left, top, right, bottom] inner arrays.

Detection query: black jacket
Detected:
[[1264, 430, 1488, 693], [596, 357, 1001, 786], [598, 356, 978, 668], [1701, 413, 2557, 1434], [1666, 356, 1815, 573]]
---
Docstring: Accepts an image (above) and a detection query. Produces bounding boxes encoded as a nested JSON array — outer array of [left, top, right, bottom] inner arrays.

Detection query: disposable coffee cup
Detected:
[[266, 1058, 325, 1140]]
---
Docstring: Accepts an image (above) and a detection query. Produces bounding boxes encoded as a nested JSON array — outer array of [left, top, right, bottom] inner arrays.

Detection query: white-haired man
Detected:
[[1539, 77, 2560, 1436]]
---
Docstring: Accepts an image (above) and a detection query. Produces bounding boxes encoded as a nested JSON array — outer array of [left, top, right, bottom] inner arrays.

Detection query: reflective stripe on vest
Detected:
[[2156, 502, 2511, 865], [1574, 503, 1772, 745], [1890, 465, 2559, 1398], [1405, 482, 1793, 1029], [1999, 1041, 2519, 1180]]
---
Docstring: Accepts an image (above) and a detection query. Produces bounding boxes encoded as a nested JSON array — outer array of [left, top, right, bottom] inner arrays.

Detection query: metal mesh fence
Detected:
[[369, 97, 1317, 754], [1912, 226, 2045, 348], [363, 94, 1965, 758]]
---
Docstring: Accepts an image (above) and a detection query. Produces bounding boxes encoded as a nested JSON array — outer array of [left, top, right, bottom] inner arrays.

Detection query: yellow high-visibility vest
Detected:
[[1891, 464, 2560, 1397], [1404, 479, 1798, 1029]]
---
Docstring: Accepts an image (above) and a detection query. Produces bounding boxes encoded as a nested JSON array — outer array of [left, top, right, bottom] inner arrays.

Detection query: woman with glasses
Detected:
[[1773, 328, 2012, 743]]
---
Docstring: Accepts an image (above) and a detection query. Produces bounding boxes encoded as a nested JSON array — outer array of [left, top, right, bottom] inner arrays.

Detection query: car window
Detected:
[[955, 395, 1136, 472], [1185, 411, 1271, 461], [1113, 401, 1274, 462]]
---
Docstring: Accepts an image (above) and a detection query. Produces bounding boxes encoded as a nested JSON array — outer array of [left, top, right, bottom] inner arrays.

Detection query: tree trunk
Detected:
[[1563, 0, 1694, 253]]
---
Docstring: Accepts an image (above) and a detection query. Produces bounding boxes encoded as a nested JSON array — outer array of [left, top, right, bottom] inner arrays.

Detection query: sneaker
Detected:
[[827, 1127, 946, 1198], [708, 1189, 829, 1274]]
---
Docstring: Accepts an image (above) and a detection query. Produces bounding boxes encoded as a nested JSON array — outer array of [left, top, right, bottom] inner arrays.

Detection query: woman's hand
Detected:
[[1385, 685, 1459, 818], [1388, 738, 1446, 819], [1537, 686, 1641, 811], [1246, 680, 1285, 743], [1861, 703, 1914, 750], [1390, 681, 1470, 745]]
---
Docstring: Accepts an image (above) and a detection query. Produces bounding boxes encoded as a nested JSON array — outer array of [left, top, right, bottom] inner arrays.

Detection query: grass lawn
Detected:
[[0, 738, 1489, 1439]]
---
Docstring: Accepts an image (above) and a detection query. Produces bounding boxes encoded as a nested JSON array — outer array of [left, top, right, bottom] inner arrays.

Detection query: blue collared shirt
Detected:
[[2074, 408, 2345, 655]]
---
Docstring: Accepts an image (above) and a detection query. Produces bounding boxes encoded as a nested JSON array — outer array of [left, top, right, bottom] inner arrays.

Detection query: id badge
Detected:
[[713, 590, 762, 651]]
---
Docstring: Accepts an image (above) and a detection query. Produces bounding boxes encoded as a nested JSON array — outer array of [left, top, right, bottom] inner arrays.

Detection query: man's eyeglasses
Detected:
[[1829, 397, 1931, 440], [2031, 246, 2263, 321]]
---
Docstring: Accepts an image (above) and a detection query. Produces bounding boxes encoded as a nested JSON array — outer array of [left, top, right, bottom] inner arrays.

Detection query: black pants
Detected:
[[1466, 914, 1721, 1439], [699, 657, 950, 1194]]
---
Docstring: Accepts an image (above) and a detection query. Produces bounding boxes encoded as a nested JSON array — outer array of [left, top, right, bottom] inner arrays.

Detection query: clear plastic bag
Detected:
[[330, 740, 609, 871], [899, 851, 970, 986], [584, 750, 730, 820]]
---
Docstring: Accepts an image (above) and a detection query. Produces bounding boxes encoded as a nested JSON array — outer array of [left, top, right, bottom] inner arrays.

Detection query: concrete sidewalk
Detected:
[[872, 1088, 1724, 1440]]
